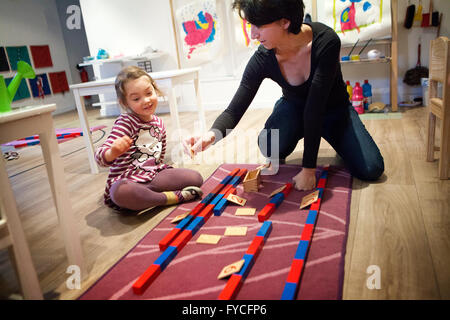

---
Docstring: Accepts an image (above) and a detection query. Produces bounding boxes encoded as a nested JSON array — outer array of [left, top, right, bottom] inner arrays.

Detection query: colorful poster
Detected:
[[233, 15, 259, 49], [176, 0, 222, 63], [28, 73, 51, 98], [317, 0, 391, 45], [30, 45, 53, 68], [49, 71, 69, 94], [6, 46, 32, 70]]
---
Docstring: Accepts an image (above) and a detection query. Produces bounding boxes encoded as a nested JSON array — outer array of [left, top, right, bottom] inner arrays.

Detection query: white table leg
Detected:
[[0, 159, 43, 299], [72, 88, 99, 174], [193, 74, 206, 133], [38, 115, 85, 276]]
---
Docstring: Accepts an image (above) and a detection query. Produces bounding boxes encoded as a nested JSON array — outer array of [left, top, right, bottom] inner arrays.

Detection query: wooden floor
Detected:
[[0, 105, 448, 300]]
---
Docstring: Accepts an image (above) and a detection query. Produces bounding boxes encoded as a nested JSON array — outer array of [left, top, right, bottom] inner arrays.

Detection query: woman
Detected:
[[185, 0, 384, 190]]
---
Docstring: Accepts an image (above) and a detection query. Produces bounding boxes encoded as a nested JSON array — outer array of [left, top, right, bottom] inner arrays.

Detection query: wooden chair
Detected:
[[426, 36, 450, 179]]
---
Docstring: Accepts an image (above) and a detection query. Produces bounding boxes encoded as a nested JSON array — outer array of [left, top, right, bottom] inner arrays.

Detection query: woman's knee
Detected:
[[353, 158, 384, 181]]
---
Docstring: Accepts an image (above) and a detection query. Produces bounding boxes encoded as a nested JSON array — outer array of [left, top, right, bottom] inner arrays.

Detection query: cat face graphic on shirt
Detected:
[[131, 127, 162, 170]]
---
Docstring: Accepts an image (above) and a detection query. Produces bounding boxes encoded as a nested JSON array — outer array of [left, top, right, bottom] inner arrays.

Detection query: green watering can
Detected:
[[0, 61, 36, 113]]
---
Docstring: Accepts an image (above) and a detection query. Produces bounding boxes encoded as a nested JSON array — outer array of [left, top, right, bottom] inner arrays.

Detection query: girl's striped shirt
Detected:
[[95, 113, 169, 208]]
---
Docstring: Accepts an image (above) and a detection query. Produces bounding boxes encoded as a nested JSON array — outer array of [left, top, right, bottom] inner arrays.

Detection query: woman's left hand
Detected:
[[292, 168, 316, 191]]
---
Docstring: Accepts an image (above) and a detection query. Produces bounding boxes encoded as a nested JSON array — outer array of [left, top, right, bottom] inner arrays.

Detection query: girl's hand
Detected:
[[292, 167, 316, 191], [105, 135, 133, 162], [183, 131, 216, 157]]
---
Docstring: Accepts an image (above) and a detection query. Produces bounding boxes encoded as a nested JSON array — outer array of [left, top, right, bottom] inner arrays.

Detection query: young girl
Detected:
[[95, 66, 203, 211]]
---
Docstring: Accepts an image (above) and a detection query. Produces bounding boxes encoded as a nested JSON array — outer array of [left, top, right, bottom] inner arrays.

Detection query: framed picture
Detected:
[[317, 0, 392, 45], [170, 0, 224, 68]]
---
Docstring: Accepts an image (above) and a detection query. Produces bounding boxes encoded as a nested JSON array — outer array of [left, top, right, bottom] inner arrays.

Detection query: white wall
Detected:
[[0, 0, 76, 114], [79, 0, 450, 112]]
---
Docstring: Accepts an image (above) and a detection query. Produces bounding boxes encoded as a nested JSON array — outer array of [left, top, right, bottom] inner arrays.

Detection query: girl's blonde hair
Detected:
[[115, 66, 163, 110]]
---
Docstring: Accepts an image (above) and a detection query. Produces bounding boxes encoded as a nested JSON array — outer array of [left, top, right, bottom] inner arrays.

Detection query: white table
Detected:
[[70, 67, 206, 174], [0, 104, 84, 298]]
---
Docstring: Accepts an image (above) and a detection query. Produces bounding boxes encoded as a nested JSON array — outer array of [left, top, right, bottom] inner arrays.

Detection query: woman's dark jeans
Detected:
[[258, 97, 384, 181]]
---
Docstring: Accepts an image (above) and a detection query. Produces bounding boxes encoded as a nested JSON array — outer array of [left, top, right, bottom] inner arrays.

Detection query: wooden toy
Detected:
[[196, 234, 221, 244], [299, 190, 319, 209], [224, 226, 247, 236], [235, 208, 256, 216], [134, 168, 248, 295], [218, 221, 272, 300], [257, 183, 292, 222], [243, 168, 261, 192], [281, 166, 329, 300], [217, 259, 245, 280]]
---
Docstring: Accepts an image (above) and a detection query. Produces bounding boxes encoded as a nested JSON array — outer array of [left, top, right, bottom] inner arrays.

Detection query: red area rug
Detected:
[[80, 164, 352, 300]]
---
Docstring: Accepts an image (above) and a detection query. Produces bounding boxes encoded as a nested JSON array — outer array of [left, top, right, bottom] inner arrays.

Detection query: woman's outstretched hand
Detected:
[[183, 131, 216, 157], [292, 167, 316, 191]]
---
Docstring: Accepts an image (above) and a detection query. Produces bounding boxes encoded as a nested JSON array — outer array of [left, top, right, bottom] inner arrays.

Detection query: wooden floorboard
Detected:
[[0, 105, 448, 300]]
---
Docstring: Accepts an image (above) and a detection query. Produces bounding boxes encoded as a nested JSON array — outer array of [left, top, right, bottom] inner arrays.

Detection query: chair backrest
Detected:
[[429, 37, 450, 105]]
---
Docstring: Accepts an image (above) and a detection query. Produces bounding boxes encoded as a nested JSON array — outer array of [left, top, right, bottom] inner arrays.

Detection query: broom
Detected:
[[403, 42, 428, 86]]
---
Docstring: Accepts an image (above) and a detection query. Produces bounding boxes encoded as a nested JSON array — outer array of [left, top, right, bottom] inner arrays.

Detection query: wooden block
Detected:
[[286, 259, 304, 284], [217, 259, 245, 279], [235, 208, 256, 216], [256, 221, 272, 239], [132, 264, 161, 295], [269, 185, 287, 197], [213, 197, 228, 216], [223, 187, 237, 198], [171, 229, 193, 251], [317, 178, 327, 189], [299, 190, 319, 209], [269, 192, 284, 207], [300, 224, 314, 241], [282, 183, 293, 197], [198, 204, 214, 218], [196, 234, 222, 244], [190, 202, 206, 215], [218, 274, 242, 300], [170, 212, 189, 223], [257, 203, 276, 222], [226, 194, 247, 206], [159, 228, 182, 251], [281, 282, 298, 300], [224, 226, 248, 236], [243, 168, 261, 192], [310, 198, 321, 211], [245, 235, 264, 256], [154, 246, 178, 271]]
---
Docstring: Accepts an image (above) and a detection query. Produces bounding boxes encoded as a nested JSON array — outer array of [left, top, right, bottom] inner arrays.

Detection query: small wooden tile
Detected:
[[269, 185, 287, 197], [226, 194, 247, 206], [171, 212, 189, 223], [235, 208, 256, 216], [224, 226, 248, 236], [299, 190, 320, 209], [196, 234, 222, 244], [217, 259, 245, 279]]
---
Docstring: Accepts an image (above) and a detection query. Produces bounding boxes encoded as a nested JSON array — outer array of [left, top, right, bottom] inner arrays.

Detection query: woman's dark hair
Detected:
[[232, 0, 305, 34]]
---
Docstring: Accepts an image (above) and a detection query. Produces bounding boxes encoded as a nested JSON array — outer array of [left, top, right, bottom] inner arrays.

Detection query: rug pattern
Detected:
[[80, 164, 352, 300]]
